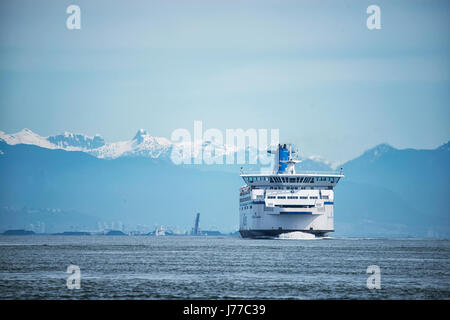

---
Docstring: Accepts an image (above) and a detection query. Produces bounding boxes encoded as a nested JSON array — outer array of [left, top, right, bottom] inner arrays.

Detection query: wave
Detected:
[[276, 231, 317, 240]]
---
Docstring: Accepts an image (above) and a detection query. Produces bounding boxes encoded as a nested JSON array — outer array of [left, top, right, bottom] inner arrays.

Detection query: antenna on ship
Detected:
[[284, 144, 299, 174]]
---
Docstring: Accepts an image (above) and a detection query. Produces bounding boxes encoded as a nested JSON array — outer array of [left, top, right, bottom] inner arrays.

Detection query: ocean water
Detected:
[[0, 235, 449, 299]]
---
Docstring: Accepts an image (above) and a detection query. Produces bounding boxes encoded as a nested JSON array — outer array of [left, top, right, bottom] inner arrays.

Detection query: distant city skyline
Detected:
[[0, 0, 449, 164]]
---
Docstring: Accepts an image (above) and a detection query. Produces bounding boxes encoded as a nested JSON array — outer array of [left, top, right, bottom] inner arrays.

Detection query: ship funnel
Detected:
[[268, 144, 299, 174]]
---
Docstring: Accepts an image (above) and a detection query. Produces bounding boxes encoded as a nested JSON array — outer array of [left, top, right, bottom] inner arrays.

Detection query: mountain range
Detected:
[[0, 128, 333, 167], [0, 128, 172, 160], [0, 128, 448, 237]]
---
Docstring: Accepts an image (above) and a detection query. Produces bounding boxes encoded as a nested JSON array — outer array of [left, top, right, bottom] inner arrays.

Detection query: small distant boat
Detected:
[[155, 226, 166, 236]]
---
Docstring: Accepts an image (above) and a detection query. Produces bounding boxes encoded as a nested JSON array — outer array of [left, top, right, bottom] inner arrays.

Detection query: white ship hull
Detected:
[[239, 181, 338, 238]]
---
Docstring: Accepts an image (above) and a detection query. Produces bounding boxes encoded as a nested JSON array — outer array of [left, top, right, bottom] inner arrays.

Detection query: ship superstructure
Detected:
[[239, 144, 343, 238]]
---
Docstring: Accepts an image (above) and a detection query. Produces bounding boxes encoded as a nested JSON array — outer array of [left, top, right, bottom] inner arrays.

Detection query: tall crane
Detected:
[[192, 213, 201, 235]]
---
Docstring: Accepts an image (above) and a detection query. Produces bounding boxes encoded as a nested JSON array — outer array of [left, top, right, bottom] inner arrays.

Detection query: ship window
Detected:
[[277, 196, 286, 199], [299, 196, 307, 199], [310, 196, 318, 199], [289, 178, 295, 183], [311, 178, 315, 183], [321, 195, 329, 199], [336, 178, 340, 183], [269, 177, 274, 183]]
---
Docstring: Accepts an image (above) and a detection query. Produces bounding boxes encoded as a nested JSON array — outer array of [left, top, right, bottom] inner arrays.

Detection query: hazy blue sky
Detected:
[[0, 0, 449, 163]]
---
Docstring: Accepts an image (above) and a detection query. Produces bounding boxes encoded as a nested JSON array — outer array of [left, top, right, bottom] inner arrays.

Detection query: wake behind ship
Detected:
[[239, 144, 344, 238]]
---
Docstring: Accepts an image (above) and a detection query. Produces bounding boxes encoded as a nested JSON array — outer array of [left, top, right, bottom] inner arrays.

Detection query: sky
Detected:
[[0, 0, 449, 164]]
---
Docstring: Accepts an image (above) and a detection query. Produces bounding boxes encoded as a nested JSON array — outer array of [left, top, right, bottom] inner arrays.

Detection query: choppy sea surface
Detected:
[[0, 235, 449, 299]]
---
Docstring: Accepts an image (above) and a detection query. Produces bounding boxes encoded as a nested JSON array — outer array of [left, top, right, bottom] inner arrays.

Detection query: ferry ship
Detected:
[[239, 144, 343, 238]]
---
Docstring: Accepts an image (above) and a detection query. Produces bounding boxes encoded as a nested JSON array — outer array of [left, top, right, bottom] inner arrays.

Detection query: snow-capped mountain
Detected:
[[89, 129, 173, 159], [0, 128, 172, 159], [0, 128, 334, 169], [0, 128, 105, 152], [0, 128, 58, 150]]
